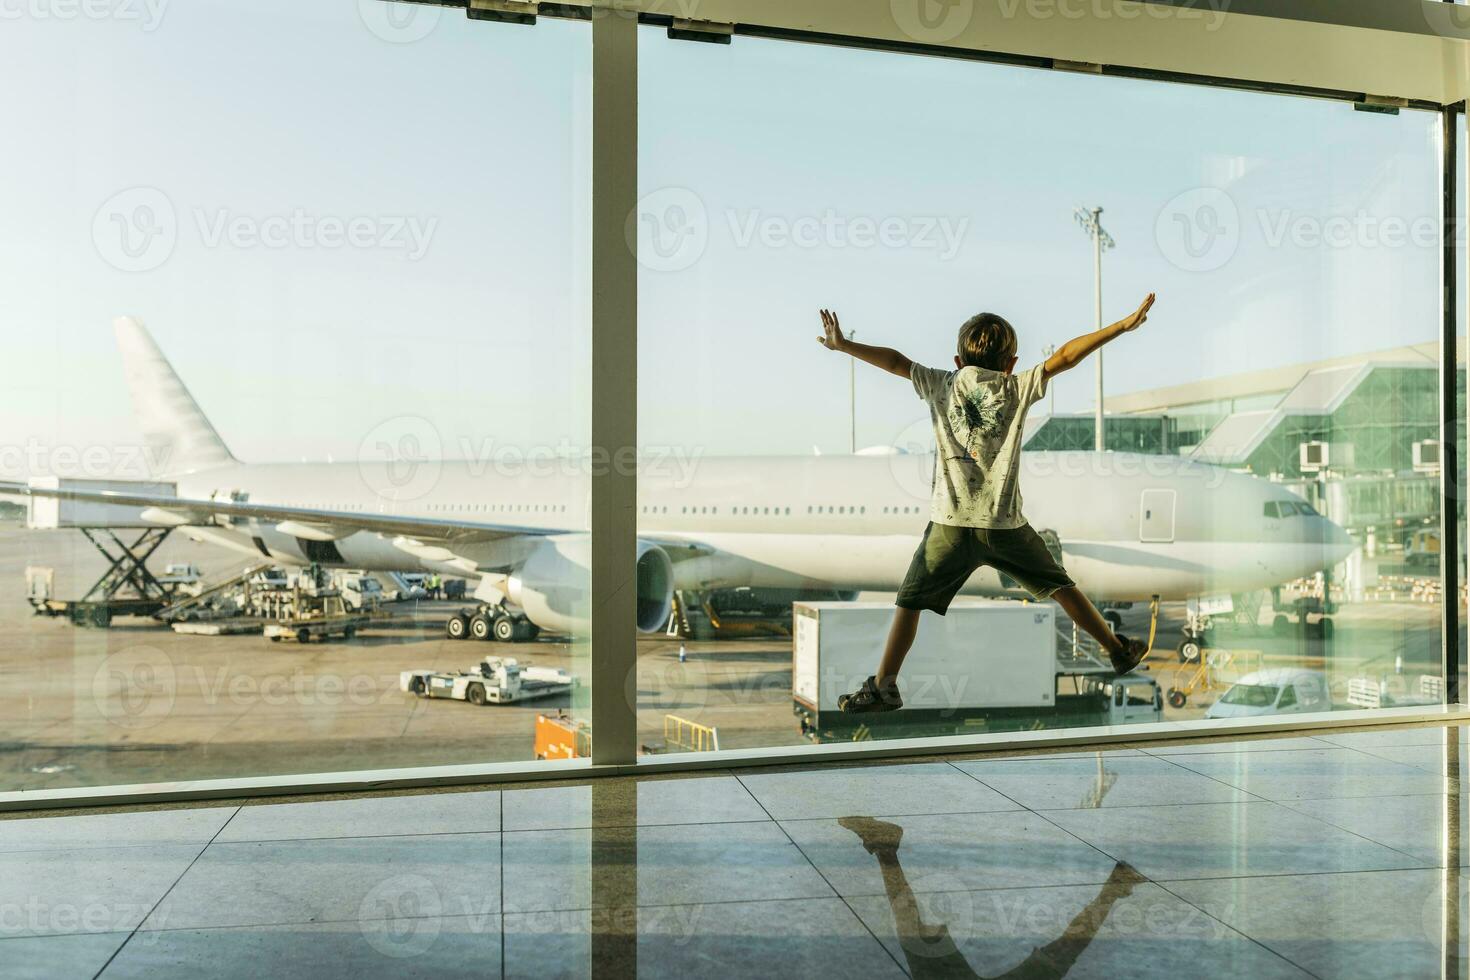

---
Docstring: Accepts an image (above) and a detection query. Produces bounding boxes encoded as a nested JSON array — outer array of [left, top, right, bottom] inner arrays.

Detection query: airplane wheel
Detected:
[[1103, 610, 1123, 632], [466, 683, 487, 706], [469, 615, 493, 641], [446, 614, 469, 640], [493, 616, 517, 642], [1177, 637, 1204, 664], [1167, 689, 1188, 709], [511, 621, 534, 643]]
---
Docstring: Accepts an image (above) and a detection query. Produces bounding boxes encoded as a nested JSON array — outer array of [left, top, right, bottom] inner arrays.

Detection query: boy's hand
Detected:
[[1119, 293, 1156, 332], [817, 309, 847, 351]]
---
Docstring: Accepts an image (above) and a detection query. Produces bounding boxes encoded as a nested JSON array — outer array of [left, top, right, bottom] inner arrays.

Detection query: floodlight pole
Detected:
[[849, 330, 857, 454], [1074, 206, 1115, 452], [1092, 211, 1104, 452]]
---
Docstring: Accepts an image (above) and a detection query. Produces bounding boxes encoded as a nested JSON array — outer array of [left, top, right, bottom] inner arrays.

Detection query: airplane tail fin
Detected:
[[114, 316, 237, 476]]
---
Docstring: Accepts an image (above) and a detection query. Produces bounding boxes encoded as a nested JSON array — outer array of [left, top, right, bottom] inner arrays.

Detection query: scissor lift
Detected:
[[27, 527, 182, 627]]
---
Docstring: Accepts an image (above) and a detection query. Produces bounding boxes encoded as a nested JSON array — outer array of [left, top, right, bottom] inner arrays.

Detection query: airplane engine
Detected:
[[507, 534, 674, 636]]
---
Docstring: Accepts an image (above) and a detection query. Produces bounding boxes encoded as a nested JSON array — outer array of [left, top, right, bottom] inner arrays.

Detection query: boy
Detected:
[[817, 294, 1156, 714]]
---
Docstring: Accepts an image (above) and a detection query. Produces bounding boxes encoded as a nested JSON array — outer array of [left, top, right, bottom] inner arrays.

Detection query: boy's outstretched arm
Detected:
[[817, 309, 912, 380], [1043, 293, 1156, 379]]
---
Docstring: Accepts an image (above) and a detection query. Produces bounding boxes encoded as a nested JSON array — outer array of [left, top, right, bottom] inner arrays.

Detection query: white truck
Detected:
[[401, 657, 575, 706], [792, 600, 1161, 741], [338, 573, 385, 612]]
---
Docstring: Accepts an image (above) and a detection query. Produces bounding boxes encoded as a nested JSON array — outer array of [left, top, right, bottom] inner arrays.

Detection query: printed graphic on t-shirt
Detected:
[[946, 378, 1010, 460]]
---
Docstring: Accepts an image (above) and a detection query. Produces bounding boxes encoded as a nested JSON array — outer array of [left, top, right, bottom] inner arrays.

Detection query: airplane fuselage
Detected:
[[173, 451, 1355, 603]]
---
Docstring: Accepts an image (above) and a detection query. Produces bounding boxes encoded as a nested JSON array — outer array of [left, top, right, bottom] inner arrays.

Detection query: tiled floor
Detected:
[[4, 724, 1470, 979]]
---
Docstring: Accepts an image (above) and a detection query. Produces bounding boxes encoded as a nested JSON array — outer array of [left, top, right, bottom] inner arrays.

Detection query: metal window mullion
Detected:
[[589, 3, 639, 764], [1443, 104, 1462, 706]]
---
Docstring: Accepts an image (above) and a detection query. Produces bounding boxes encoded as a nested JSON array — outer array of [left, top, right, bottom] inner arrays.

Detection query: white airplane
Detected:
[[2, 318, 1356, 649]]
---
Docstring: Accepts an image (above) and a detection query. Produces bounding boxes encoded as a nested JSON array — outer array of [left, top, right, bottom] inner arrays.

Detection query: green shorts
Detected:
[[896, 521, 1075, 614]]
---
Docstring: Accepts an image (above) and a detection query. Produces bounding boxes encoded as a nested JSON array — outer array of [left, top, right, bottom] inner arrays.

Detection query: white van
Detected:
[[1205, 668, 1331, 719], [339, 574, 385, 611]]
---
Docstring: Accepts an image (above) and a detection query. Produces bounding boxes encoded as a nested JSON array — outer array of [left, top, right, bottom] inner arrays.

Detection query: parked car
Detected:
[[1205, 668, 1331, 719]]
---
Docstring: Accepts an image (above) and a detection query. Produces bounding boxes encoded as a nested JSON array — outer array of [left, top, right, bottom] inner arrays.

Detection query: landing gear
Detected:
[[446, 601, 540, 643], [1177, 635, 1205, 664], [1166, 688, 1188, 709]]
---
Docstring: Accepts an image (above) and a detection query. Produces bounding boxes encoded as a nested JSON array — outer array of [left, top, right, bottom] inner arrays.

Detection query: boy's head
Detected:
[[955, 313, 1018, 374]]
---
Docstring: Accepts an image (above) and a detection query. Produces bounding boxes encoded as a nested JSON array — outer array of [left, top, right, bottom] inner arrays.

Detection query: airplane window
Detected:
[[1278, 686, 1297, 708], [1263, 502, 1281, 519]]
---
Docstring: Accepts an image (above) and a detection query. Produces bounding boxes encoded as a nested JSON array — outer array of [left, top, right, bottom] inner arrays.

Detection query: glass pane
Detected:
[[0, 3, 591, 792], [636, 31, 1445, 757]]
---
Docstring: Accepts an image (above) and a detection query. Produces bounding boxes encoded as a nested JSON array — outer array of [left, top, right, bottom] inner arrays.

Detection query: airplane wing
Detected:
[[0, 480, 716, 561], [0, 480, 553, 546]]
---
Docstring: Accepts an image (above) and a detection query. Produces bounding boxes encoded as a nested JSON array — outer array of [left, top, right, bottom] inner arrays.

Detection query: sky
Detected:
[[0, 0, 1451, 478]]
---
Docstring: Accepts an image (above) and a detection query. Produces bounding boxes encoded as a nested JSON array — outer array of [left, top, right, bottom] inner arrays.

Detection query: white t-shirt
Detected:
[[911, 361, 1049, 528]]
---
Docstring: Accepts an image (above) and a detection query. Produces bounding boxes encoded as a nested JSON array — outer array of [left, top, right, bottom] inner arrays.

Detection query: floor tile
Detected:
[[1284, 794, 1467, 866], [1167, 868, 1466, 980], [502, 898, 907, 979], [100, 916, 501, 979], [972, 749, 1147, 761], [1042, 800, 1425, 881], [500, 820, 832, 913], [1349, 742, 1468, 779], [1315, 725, 1467, 750], [954, 753, 1253, 809], [738, 762, 1020, 821], [1163, 747, 1446, 801], [501, 776, 766, 832], [0, 807, 235, 854], [217, 791, 499, 842], [781, 810, 1120, 898], [0, 844, 204, 939], [848, 875, 1309, 979], [0, 932, 130, 980], [142, 835, 500, 931], [1141, 736, 1331, 756]]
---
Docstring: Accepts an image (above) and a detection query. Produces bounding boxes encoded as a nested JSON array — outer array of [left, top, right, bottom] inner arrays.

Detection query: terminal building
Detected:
[[1026, 342, 1464, 557]]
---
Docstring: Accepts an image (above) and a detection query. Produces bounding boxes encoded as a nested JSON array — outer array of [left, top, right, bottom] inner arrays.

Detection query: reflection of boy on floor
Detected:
[[839, 815, 1143, 978], [817, 297, 1156, 714]]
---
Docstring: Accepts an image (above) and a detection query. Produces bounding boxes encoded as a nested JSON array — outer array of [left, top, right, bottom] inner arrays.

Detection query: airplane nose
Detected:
[[1322, 516, 1356, 565]]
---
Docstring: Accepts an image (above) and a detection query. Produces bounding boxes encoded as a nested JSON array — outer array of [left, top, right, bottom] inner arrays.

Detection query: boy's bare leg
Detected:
[[1052, 586, 1124, 656], [875, 607, 921, 689]]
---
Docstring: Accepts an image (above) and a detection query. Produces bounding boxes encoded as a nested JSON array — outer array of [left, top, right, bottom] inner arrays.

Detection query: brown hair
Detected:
[[957, 313, 1017, 371]]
